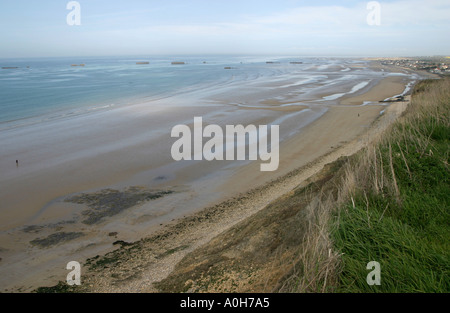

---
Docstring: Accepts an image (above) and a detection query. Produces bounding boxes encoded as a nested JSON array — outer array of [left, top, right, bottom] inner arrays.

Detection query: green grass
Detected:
[[331, 79, 450, 293]]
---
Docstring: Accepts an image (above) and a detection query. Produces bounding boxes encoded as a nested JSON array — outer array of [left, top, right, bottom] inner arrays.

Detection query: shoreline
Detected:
[[0, 60, 423, 292]]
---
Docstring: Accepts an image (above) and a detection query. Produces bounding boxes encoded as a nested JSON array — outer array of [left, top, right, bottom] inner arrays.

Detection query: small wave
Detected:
[[45, 78, 75, 83], [321, 81, 370, 101], [350, 81, 370, 94], [278, 76, 327, 88], [317, 64, 330, 71], [322, 93, 345, 101]]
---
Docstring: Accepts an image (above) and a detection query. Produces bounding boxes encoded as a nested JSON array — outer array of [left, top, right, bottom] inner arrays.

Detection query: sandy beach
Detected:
[[0, 60, 428, 292], [76, 84, 414, 293]]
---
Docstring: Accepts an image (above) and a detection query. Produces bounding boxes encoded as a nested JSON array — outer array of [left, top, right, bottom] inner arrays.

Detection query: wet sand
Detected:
[[0, 61, 422, 292], [339, 75, 408, 105], [76, 97, 413, 293]]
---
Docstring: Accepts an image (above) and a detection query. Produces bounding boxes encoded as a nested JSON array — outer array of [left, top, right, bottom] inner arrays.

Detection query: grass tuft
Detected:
[[331, 78, 450, 293]]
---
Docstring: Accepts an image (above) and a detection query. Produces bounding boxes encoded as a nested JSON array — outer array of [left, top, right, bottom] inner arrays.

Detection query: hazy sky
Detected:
[[1, 0, 449, 58]]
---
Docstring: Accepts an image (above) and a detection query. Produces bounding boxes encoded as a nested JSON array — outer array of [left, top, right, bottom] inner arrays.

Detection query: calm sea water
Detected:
[[0, 56, 368, 129]]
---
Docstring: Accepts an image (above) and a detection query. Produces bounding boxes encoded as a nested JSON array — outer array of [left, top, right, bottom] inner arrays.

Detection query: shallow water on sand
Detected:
[[0, 56, 396, 128]]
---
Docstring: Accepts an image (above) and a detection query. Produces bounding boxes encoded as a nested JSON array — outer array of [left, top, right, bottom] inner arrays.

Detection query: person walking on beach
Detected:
[[16, 160, 18, 167]]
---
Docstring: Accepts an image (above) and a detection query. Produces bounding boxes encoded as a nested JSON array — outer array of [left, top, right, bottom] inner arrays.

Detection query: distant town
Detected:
[[378, 56, 450, 76]]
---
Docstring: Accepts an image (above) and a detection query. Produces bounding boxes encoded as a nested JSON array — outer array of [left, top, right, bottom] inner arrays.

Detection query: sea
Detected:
[[0, 55, 386, 130]]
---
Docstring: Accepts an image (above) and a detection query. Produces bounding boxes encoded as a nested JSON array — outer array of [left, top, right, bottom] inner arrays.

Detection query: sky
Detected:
[[0, 0, 449, 58]]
